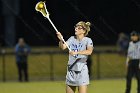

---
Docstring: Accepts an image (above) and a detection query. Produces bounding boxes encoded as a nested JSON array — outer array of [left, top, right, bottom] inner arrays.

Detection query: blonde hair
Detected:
[[76, 21, 91, 36]]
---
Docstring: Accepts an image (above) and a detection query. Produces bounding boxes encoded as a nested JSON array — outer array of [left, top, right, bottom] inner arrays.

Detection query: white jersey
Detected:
[[127, 41, 140, 59], [66, 36, 93, 65]]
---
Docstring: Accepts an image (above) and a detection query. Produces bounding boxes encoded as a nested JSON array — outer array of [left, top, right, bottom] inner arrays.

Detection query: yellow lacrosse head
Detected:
[[35, 1, 49, 17]]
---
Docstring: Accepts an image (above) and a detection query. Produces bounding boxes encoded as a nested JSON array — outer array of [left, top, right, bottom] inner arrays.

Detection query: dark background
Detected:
[[0, 0, 140, 46]]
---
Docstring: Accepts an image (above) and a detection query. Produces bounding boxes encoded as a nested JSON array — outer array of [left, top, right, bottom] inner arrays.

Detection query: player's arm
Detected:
[[78, 46, 93, 55], [126, 57, 130, 67], [70, 46, 93, 56], [59, 40, 67, 50], [126, 43, 130, 67], [15, 45, 23, 55], [56, 32, 67, 50]]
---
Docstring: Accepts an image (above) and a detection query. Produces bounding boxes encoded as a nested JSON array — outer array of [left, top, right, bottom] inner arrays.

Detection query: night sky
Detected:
[[1, 0, 140, 46]]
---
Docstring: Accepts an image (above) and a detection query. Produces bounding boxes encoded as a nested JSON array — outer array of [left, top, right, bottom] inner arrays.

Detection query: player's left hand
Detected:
[[69, 51, 78, 56]]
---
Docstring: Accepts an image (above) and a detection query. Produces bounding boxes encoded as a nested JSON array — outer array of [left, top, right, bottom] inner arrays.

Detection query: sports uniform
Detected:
[[65, 36, 93, 86], [125, 31, 140, 93]]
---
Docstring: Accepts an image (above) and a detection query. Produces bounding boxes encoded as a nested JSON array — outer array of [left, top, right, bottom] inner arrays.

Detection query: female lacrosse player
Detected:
[[56, 21, 93, 93]]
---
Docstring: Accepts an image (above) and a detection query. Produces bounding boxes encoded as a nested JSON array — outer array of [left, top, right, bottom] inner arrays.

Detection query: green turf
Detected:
[[0, 79, 137, 93]]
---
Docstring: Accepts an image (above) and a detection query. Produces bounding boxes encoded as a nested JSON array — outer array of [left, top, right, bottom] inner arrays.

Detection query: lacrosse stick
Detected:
[[35, 1, 71, 51]]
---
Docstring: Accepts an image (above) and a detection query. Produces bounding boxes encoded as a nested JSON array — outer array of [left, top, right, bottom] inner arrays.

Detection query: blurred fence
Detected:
[[0, 48, 127, 82]]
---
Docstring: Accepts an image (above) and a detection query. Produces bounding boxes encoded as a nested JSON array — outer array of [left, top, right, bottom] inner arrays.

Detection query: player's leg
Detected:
[[125, 61, 134, 93], [135, 70, 140, 93], [78, 65, 89, 93], [66, 85, 76, 93], [135, 60, 140, 93], [16, 62, 22, 82], [23, 62, 28, 82], [78, 85, 87, 93], [138, 66, 140, 93]]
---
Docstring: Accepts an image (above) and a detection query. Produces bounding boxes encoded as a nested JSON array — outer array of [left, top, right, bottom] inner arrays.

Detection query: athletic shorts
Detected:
[[66, 64, 89, 86]]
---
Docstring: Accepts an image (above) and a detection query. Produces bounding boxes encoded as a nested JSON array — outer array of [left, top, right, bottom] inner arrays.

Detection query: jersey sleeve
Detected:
[[66, 36, 73, 46], [127, 42, 131, 57], [25, 45, 31, 54], [15, 44, 19, 53], [87, 38, 94, 48]]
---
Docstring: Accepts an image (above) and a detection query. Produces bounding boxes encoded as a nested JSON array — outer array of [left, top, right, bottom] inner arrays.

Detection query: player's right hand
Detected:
[[126, 61, 129, 68], [56, 32, 63, 41], [69, 51, 78, 56]]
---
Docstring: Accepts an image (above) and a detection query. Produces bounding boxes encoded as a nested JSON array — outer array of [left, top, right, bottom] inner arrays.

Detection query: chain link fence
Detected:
[[0, 48, 127, 82]]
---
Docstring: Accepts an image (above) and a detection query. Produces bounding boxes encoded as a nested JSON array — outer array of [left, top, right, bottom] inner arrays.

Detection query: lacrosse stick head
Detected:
[[35, 1, 49, 17]]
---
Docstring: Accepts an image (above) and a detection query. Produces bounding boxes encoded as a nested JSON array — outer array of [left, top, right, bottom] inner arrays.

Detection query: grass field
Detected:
[[0, 46, 129, 93], [0, 53, 126, 81], [0, 79, 137, 93]]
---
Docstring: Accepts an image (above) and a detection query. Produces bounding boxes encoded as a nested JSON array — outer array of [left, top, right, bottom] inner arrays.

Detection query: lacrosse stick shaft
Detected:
[[46, 17, 71, 51]]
